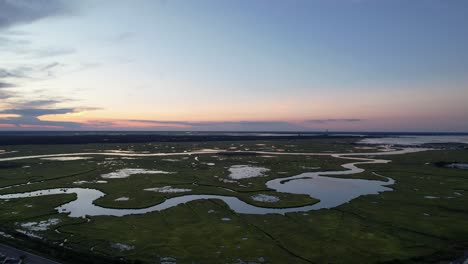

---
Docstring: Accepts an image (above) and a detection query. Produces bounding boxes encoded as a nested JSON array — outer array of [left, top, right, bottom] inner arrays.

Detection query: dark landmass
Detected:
[[1, 131, 467, 145], [0, 134, 337, 145]]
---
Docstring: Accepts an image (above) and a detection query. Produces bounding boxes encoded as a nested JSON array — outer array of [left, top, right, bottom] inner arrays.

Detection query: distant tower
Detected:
[[325, 129, 329, 136]]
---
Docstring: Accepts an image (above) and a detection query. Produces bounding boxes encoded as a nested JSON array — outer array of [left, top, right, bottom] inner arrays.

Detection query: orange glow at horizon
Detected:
[[19, 124, 64, 129], [0, 124, 16, 128]]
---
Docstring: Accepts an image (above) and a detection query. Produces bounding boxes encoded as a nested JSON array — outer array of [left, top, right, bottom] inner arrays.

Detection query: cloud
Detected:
[[15, 99, 61, 107], [0, 90, 12, 99], [84, 119, 310, 131], [0, 98, 98, 129], [0, 66, 32, 79], [2, 107, 75, 116], [0, 0, 91, 131], [0, 35, 30, 46], [33, 47, 75, 58], [0, 0, 71, 29], [187, 121, 308, 131], [40, 62, 60, 71], [305, 118, 362, 124], [125, 119, 198, 126], [1, 33, 75, 58], [0, 81, 15, 88], [0, 68, 22, 78], [0, 63, 65, 82], [0, 106, 82, 129], [0, 114, 366, 131], [0, 116, 81, 129]]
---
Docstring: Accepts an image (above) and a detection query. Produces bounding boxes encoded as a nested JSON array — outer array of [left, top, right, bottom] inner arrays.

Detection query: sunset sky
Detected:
[[1, 0, 467, 131]]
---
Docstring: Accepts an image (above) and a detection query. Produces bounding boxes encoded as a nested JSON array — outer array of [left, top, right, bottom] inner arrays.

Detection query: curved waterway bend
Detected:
[[0, 148, 426, 217]]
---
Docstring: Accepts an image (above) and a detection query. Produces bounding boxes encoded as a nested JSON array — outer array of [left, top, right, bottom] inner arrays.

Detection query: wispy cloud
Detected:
[[9, 99, 61, 108], [0, 99, 88, 129], [0, 35, 31, 46], [0, 85, 100, 129], [0, 1, 76, 65], [83, 119, 312, 131], [0, 38, 76, 59], [0, 90, 12, 99], [0, 0, 71, 29], [31, 47, 75, 58], [0, 81, 15, 88], [0, 64, 57, 82], [305, 118, 362, 124], [0, 67, 26, 78], [0, 114, 366, 131], [2, 107, 76, 117], [0, 63, 65, 81], [0, 0, 97, 130], [0, 2, 99, 130]]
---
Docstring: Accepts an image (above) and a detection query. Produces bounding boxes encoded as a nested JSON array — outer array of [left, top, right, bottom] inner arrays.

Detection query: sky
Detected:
[[0, 0, 467, 132]]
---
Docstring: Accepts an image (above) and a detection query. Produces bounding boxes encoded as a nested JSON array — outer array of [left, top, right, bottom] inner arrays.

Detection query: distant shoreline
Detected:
[[0, 131, 467, 145], [1, 131, 467, 135], [0, 134, 349, 145]]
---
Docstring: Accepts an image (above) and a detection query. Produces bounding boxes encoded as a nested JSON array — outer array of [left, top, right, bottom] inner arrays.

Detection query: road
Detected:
[[0, 243, 61, 264]]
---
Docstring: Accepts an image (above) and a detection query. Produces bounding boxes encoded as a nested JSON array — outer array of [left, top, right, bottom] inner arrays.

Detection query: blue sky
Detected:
[[1, 0, 467, 131]]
